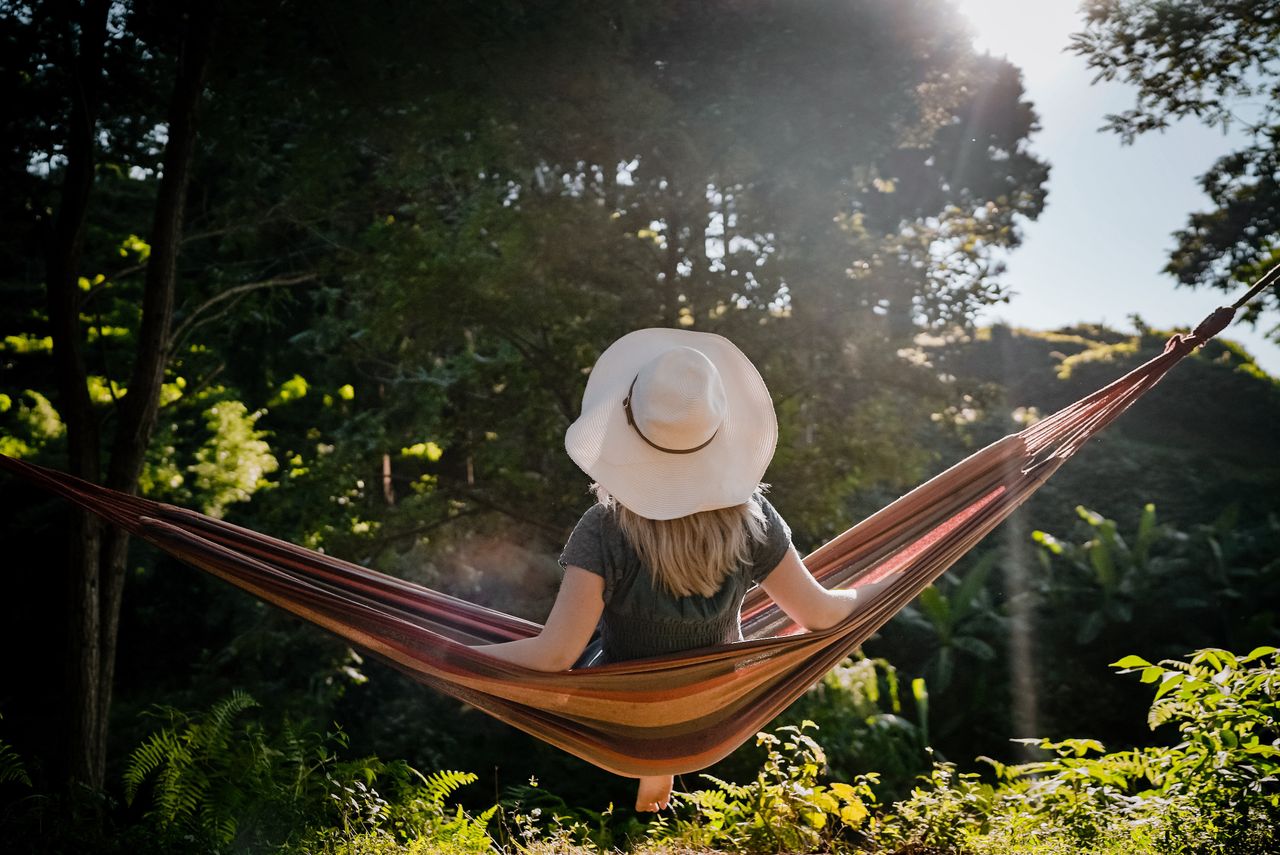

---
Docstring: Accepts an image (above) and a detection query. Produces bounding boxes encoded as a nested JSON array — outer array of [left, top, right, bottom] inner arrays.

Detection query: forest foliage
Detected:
[[1072, 0, 1280, 327], [0, 0, 1278, 852]]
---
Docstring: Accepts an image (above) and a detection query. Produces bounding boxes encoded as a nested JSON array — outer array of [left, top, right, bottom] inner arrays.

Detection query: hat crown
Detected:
[[563, 327, 777, 520], [631, 347, 727, 451]]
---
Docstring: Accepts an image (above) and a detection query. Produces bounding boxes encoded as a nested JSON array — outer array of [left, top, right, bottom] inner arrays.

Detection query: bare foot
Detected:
[[635, 774, 673, 812]]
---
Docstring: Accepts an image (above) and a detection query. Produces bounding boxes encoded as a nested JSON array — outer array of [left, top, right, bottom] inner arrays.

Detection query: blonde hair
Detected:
[[591, 484, 769, 598]]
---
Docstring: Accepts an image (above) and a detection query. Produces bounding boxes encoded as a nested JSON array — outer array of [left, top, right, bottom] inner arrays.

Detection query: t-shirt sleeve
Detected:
[[749, 494, 793, 584], [559, 504, 611, 593]]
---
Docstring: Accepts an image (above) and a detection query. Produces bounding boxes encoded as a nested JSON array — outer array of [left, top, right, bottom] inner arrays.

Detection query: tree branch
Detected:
[[161, 362, 225, 410], [375, 507, 484, 547], [448, 489, 564, 537], [167, 272, 318, 353]]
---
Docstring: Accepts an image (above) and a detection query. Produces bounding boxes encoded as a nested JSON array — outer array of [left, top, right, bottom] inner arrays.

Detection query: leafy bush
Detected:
[[497, 777, 646, 853], [8, 647, 1275, 853], [648, 646, 1277, 855], [1035, 504, 1279, 653], [123, 691, 493, 854], [871, 762, 996, 852], [885, 646, 1280, 854], [765, 655, 930, 800], [1030, 503, 1280, 754], [653, 721, 879, 853], [123, 689, 339, 848]]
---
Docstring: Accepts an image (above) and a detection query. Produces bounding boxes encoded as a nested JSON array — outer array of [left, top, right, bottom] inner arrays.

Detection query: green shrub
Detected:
[[653, 721, 879, 853], [872, 761, 996, 851], [18, 646, 1273, 853], [770, 655, 930, 800], [123, 691, 494, 853], [649, 646, 1278, 855], [886, 645, 1280, 854]]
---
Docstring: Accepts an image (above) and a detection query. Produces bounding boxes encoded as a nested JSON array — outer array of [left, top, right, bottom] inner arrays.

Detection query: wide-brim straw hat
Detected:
[[565, 328, 778, 520]]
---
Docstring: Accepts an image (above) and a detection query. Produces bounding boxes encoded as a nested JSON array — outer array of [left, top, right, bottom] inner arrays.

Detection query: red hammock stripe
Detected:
[[0, 307, 1236, 777]]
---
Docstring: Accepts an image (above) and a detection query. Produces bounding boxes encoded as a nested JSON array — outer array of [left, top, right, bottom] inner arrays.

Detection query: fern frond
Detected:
[[195, 690, 258, 754], [157, 759, 205, 823], [125, 730, 185, 803], [202, 805, 238, 846], [422, 769, 478, 807], [0, 741, 31, 788], [698, 772, 750, 800]]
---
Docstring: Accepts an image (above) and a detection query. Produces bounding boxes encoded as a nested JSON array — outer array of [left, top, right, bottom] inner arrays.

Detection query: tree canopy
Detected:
[[1071, 0, 1280, 332], [0, 0, 1053, 791]]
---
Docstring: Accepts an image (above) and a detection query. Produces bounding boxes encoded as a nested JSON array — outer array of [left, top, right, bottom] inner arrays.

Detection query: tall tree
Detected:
[[2, 0, 1050, 794], [1071, 0, 1280, 331], [21, 0, 220, 789], [263, 0, 1050, 543]]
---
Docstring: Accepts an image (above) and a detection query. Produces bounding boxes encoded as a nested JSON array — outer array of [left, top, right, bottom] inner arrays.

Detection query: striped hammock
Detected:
[[0, 302, 1250, 777]]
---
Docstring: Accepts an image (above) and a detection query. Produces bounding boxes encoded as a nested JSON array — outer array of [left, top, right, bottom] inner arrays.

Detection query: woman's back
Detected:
[[560, 494, 793, 663]]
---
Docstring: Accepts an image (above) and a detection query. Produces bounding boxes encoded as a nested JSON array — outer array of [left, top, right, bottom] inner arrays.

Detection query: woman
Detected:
[[477, 328, 869, 811]]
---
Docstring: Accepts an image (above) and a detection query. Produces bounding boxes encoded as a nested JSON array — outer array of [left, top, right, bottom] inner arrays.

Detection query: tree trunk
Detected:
[[44, 0, 221, 791], [93, 2, 221, 788], [44, 0, 111, 790]]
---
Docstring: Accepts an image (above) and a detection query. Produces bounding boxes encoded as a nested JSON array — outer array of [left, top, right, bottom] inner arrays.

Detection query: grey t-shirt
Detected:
[[558, 495, 793, 663]]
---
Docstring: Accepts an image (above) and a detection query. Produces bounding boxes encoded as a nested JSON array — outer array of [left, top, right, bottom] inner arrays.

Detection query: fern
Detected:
[[120, 695, 497, 852], [421, 769, 479, 810], [0, 740, 30, 788], [124, 729, 184, 803], [122, 691, 264, 846], [196, 689, 259, 754], [0, 713, 30, 788]]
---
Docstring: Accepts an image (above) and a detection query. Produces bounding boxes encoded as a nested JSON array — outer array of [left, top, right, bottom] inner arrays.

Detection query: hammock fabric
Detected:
[[0, 302, 1250, 778]]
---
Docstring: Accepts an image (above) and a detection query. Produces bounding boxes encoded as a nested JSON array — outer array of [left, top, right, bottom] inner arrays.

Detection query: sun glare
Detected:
[[949, 0, 1080, 79]]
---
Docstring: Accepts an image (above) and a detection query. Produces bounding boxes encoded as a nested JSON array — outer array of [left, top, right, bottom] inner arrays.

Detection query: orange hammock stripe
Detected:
[[0, 305, 1239, 777]]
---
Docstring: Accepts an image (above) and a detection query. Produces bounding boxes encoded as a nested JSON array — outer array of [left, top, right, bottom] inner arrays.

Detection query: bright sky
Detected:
[[952, 0, 1280, 374]]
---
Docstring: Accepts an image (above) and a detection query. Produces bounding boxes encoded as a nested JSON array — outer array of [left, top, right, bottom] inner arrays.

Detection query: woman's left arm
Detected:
[[760, 548, 893, 631], [472, 565, 605, 671]]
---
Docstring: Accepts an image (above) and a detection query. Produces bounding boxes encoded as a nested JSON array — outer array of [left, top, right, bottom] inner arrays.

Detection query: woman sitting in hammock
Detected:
[[478, 329, 872, 812]]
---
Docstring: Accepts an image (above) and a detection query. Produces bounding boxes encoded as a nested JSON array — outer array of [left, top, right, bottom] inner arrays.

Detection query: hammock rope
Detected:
[[1, 275, 1273, 777]]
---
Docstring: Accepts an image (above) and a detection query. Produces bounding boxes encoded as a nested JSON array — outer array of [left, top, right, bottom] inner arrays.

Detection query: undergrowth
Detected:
[[0, 646, 1274, 853]]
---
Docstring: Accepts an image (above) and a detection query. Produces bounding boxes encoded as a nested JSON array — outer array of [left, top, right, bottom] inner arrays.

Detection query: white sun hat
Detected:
[[565, 328, 778, 520]]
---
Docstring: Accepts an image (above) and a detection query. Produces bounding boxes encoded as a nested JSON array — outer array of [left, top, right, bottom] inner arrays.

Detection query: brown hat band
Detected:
[[622, 375, 720, 455]]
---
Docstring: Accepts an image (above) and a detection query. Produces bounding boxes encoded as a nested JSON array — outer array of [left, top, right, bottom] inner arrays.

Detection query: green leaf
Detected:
[[1134, 503, 1158, 565], [1112, 655, 1153, 669], [952, 636, 996, 660], [953, 550, 997, 622], [933, 647, 954, 693], [1076, 505, 1105, 526], [1089, 539, 1117, 590], [1154, 672, 1185, 700], [917, 585, 951, 630], [1195, 649, 1225, 671], [1032, 530, 1063, 555], [1076, 610, 1106, 645]]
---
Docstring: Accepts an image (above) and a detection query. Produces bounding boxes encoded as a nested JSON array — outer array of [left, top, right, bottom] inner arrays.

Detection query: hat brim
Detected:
[[565, 328, 777, 520]]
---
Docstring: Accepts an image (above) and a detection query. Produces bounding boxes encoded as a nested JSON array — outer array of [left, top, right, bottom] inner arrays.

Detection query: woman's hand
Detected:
[[471, 565, 605, 671]]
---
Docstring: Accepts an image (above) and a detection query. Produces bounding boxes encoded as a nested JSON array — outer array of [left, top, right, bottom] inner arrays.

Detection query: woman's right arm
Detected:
[[472, 565, 604, 671], [759, 548, 887, 631]]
